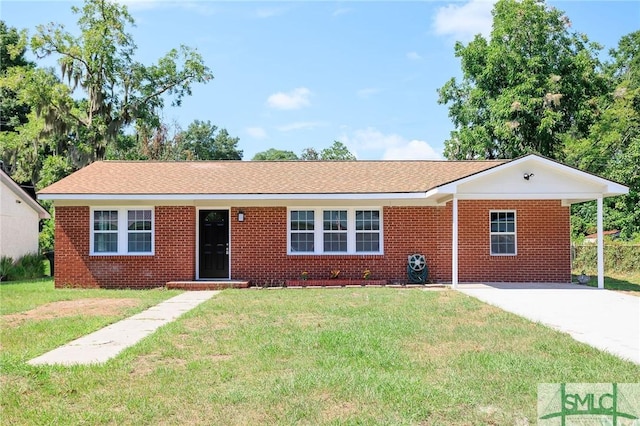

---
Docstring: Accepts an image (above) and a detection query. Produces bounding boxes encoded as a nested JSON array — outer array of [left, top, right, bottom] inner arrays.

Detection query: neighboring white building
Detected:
[[0, 168, 50, 259]]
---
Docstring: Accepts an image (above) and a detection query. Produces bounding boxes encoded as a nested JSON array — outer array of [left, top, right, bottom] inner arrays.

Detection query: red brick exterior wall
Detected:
[[54, 201, 571, 288], [230, 201, 571, 284], [54, 206, 195, 288], [456, 200, 571, 283]]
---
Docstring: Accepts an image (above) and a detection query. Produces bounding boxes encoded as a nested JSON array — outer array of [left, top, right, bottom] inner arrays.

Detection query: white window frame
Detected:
[[287, 207, 383, 255], [489, 210, 517, 256], [90, 207, 155, 256]]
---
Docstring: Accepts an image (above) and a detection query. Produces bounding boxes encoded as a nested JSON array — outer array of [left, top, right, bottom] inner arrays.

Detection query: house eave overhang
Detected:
[[38, 191, 432, 202], [1, 172, 50, 219], [429, 154, 629, 205]]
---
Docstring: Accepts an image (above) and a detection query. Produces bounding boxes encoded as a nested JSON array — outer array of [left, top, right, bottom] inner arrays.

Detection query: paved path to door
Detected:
[[456, 283, 640, 365], [29, 291, 218, 366]]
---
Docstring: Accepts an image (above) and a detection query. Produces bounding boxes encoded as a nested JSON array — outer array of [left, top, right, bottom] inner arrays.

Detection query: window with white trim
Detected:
[[91, 208, 154, 255], [288, 208, 383, 255], [323, 210, 348, 252], [490, 211, 516, 255], [355, 210, 380, 252], [290, 210, 315, 252]]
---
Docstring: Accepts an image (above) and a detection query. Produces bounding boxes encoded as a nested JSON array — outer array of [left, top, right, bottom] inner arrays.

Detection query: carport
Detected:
[[423, 155, 629, 288]]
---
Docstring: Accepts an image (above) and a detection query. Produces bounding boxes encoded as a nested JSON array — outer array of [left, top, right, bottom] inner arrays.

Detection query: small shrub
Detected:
[[0, 256, 14, 281], [572, 241, 640, 273], [15, 253, 46, 279], [0, 253, 46, 281]]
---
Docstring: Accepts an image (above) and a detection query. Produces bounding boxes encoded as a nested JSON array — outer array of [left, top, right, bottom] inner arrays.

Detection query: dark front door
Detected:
[[199, 210, 229, 279]]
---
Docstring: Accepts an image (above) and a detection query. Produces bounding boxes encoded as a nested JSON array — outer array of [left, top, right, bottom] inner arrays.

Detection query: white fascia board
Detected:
[[38, 192, 430, 202], [2, 173, 51, 219], [454, 192, 605, 200]]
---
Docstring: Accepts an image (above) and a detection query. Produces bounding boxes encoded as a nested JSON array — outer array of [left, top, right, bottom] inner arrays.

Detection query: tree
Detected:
[[319, 140, 356, 160], [0, 21, 33, 133], [29, 0, 212, 162], [565, 31, 640, 238], [300, 147, 320, 161], [0, 65, 77, 185], [438, 0, 605, 160], [252, 148, 298, 161], [179, 120, 242, 160]]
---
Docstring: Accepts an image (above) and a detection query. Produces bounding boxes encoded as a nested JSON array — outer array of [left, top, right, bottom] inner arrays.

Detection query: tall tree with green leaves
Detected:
[[252, 148, 299, 161], [438, 0, 605, 160], [29, 0, 212, 162], [319, 140, 356, 160], [0, 21, 32, 133], [179, 120, 242, 160], [565, 31, 640, 238]]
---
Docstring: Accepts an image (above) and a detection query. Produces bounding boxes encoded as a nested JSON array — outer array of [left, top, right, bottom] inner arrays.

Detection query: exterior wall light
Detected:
[[238, 210, 245, 222], [523, 173, 534, 180]]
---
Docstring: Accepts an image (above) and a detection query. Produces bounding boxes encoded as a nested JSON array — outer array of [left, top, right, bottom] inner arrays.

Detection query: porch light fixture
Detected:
[[237, 210, 245, 222], [523, 173, 534, 181]]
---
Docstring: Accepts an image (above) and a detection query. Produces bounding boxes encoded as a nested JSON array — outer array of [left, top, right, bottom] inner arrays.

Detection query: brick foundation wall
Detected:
[[54, 206, 195, 288]]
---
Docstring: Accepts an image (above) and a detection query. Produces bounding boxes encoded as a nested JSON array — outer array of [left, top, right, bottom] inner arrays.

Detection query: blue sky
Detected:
[[3, 1, 639, 160]]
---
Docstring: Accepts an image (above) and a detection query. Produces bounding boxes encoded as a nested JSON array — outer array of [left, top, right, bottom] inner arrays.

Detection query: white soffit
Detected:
[[431, 154, 628, 204]]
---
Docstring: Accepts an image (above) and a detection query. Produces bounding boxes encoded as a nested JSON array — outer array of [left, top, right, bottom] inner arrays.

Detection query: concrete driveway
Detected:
[[456, 283, 640, 365]]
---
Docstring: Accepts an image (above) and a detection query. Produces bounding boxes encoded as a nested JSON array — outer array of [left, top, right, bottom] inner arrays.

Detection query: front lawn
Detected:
[[1, 285, 639, 424]]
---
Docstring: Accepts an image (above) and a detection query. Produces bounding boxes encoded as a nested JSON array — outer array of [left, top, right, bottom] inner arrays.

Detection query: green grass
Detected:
[[572, 271, 640, 295], [2, 285, 639, 425], [0, 278, 180, 315]]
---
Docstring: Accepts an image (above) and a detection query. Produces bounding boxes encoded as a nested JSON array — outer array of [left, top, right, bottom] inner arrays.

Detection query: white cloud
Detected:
[[266, 87, 312, 110], [382, 140, 441, 160], [246, 127, 267, 139], [339, 127, 442, 160], [276, 121, 325, 132], [406, 51, 422, 61], [432, 0, 495, 41], [356, 87, 380, 99]]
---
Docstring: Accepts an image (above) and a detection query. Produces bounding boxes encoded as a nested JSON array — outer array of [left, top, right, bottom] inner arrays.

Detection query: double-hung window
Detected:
[[490, 211, 516, 255], [93, 210, 119, 253], [290, 210, 315, 253], [323, 210, 348, 252], [127, 210, 153, 253], [91, 208, 154, 255], [355, 210, 380, 252], [289, 208, 383, 255]]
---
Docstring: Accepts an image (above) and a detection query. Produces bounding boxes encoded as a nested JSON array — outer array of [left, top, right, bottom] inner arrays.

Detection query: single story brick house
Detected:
[[37, 154, 627, 289]]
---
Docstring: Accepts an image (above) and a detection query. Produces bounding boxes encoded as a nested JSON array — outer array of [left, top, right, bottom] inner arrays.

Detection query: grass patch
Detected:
[[2, 287, 638, 424], [0, 279, 180, 363], [572, 271, 640, 295]]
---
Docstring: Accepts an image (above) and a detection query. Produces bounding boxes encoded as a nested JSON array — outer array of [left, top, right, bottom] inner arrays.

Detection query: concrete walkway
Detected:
[[28, 291, 218, 366], [456, 283, 640, 365]]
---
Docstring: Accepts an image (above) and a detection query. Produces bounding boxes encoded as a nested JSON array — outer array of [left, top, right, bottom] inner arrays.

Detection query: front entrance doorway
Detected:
[[198, 210, 229, 279]]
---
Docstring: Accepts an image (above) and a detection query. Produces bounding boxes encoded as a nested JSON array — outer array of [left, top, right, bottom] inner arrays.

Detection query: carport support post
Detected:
[[452, 196, 458, 288], [597, 197, 604, 289]]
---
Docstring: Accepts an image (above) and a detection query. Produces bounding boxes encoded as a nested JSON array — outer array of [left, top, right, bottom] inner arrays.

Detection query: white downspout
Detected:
[[597, 197, 604, 289], [452, 196, 458, 289]]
